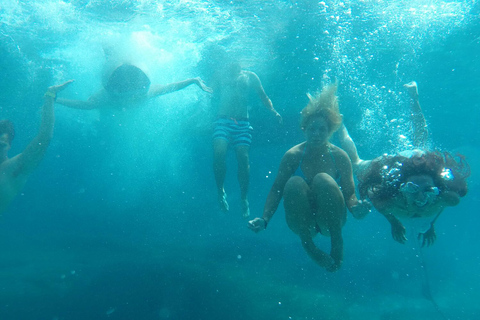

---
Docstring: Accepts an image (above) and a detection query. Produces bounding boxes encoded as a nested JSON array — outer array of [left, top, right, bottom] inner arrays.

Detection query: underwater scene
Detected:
[[0, 0, 479, 319]]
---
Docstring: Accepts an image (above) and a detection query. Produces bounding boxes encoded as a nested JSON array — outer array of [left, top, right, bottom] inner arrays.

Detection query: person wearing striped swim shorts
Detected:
[[211, 62, 282, 218]]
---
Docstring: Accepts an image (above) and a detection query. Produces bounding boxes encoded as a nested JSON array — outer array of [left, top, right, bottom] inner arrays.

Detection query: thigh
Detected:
[[311, 173, 346, 235], [283, 176, 316, 237]]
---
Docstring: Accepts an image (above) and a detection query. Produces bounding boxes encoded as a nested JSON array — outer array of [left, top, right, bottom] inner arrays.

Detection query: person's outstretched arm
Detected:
[[148, 77, 213, 98], [56, 89, 103, 110], [404, 81, 428, 147], [248, 71, 282, 124], [17, 80, 74, 175], [336, 148, 371, 219]]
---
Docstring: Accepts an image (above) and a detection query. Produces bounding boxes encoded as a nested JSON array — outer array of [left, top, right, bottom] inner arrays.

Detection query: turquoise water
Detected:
[[1, 1, 479, 319]]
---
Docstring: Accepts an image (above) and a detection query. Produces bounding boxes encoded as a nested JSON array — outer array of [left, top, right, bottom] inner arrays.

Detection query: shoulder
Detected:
[[329, 144, 350, 165], [282, 143, 304, 163]]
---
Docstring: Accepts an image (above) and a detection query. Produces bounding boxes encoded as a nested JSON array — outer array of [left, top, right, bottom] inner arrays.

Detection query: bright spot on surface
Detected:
[[106, 307, 115, 315], [399, 134, 407, 139], [237, 255, 242, 260]]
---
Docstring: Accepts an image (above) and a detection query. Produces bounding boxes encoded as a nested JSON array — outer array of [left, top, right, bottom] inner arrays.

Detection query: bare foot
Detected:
[[218, 191, 229, 213], [403, 81, 418, 99], [241, 199, 250, 219]]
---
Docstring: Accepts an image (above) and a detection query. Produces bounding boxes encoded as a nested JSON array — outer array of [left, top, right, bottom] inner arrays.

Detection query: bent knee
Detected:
[[284, 176, 308, 193], [311, 173, 338, 190]]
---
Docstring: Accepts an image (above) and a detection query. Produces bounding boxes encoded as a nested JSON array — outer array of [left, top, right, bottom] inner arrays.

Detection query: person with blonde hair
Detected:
[[248, 83, 370, 272]]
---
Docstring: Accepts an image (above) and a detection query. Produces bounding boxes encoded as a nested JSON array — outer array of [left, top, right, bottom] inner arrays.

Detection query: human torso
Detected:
[[215, 71, 252, 119], [0, 156, 28, 214], [290, 142, 341, 184]]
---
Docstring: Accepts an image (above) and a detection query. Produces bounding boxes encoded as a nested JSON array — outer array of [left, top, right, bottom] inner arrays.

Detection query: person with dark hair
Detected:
[[248, 83, 370, 272], [338, 81, 470, 246], [56, 63, 212, 110], [212, 62, 282, 218], [0, 80, 73, 215]]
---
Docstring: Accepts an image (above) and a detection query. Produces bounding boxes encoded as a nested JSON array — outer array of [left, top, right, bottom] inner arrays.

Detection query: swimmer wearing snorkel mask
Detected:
[[337, 81, 470, 246], [360, 150, 469, 246]]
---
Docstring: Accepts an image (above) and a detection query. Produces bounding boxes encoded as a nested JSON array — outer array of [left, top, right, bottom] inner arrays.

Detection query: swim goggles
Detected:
[[400, 181, 439, 195]]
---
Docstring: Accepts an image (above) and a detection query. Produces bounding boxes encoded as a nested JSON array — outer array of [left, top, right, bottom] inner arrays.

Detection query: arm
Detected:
[[56, 89, 104, 110], [248, 151, 296, 232], [336, 149, 371, 219], [418, 192, 460, 246], [404, 81, 428, 147], [148, 77, 213, 98], [16, 81, 74, 175], [248, 72, 282, 124]]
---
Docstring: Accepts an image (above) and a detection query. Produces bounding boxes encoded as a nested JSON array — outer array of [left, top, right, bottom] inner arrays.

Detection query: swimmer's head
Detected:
[[300, 82, 342, 138], [0, 120, 14, 147]]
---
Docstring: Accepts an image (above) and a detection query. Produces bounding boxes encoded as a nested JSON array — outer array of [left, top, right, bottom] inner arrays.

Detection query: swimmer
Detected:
[[212, 62, 282, 218], [338, 82, 470, 246], [248, 83, 370, 272], [56, 63, 212, 110], [0, 80, 74, 215]]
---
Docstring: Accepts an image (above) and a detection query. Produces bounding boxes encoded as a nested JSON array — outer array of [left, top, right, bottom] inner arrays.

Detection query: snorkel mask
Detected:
[[400, 181, 440, 207]]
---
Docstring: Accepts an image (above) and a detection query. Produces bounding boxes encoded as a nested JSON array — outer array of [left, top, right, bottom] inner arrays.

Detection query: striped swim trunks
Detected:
[[213, 117, 254, 147]]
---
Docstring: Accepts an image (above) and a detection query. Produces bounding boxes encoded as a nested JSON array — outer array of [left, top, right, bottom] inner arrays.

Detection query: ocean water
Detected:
[[0, 1, 479, 319]]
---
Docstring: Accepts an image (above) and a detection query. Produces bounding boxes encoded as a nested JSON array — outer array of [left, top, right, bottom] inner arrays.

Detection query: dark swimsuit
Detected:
[[294, 144, 341, 185]]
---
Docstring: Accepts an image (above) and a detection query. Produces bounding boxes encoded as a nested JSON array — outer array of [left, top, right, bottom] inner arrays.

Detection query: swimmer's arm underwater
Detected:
[[375, 201, 407, 244], [249, 71, 282, 124], [248, 151, 296, 232], [336, 148, 371, 219], [148, 77, 213, 98], [17, 80, 74, 175]]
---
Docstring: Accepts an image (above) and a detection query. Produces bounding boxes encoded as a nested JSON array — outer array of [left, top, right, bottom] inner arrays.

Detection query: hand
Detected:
[[418, 224, 436, 247], [48, 80, 75, 94], [273, 110, 283, 124], [390, 217, 407, 244], [195, 77, 213, 93], [247, 217, 267, 233], [350, 199, 371, 219]]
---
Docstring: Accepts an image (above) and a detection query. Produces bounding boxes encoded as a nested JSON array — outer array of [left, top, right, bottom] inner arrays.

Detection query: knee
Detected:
[[311, 173, 338, 192], [284, 176, 308, 198]]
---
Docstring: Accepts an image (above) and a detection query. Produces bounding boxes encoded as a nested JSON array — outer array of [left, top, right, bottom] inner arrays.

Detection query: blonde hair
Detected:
[[300, 83, 342, 136]]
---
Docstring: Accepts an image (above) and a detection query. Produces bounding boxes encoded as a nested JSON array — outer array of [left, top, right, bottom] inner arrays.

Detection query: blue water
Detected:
[[1, 1, 479, 319]]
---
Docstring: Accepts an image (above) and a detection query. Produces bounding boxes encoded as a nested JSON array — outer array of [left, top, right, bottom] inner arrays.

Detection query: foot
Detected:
[[403, 81, 419, 99], [241, 199, 250, 219], [218, 191, 229, 212]]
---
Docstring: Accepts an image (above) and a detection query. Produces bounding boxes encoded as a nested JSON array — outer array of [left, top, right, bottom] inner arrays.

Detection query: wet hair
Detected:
[[300, 83, 342, 136], [358, 150, 470, 202], [105, 64, 151, 97], [0, 120, 15, 144]]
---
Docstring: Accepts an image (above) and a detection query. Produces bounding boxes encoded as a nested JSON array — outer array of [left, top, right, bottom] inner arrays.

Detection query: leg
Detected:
[[338, 124, 371, 180], [235, 144, 250, 218], [338, 124, 361, 165], [213, 138, 229, 212], [283, 176, 335, 269], [311, 173, 346, 270], [404, 81, 428, 147]]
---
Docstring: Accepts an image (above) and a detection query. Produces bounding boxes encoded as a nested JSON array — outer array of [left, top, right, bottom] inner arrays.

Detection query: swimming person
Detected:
[[248, 83, 370, 272], [212, 62, 282, 218], [0, 80, 74, 215], [56, 63, 212, 110], [338, 82, 470, 246]]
